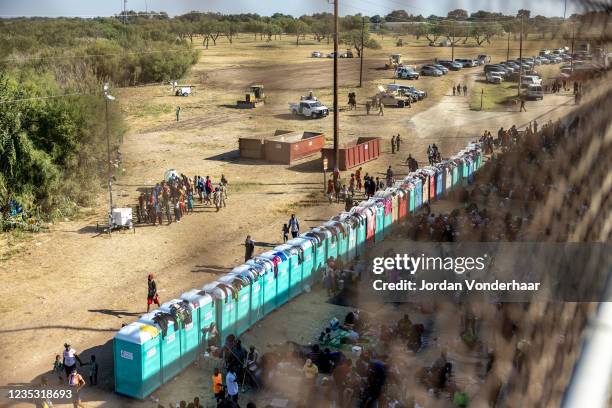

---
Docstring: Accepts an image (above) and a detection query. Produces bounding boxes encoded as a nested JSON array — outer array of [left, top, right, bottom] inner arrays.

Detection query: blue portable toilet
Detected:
[[333, 213, 358, 261], [324, 221, 349, 263], [312, 226, 336, 266], [180, 289, 215, 348], [274, 244, 302, 300], [218, 272, 251, 336], [302, 229, 328, 281], [114, 322, 162, 399], [138, 310, 181, 383], [247, 257, 277, 317], [229, 264, 262, 327], [259, 250, 290, 307], [159, 299, 198, 368], [287, 237, 315, 288], [413, 176, 423, 209], [202, 282, 236, 346]]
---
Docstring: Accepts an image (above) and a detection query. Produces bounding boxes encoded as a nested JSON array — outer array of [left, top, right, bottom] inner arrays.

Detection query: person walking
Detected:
[[226, 367, 239, 403], [520, 99, 527, 112], [452, 86, 456, 96], [378, 102, 384, 116], [147, 274, 160, 312], [365, 101, 371, 115], [456, 84, 461, 96], [391, 135, 396, 154], [288, 214, 300, 239], [175, 106, 181, 121], [463, 84, 467, 96], [396, 134, 401, 152], [68, 368, 86, 408], [244, 235, 255, 262]]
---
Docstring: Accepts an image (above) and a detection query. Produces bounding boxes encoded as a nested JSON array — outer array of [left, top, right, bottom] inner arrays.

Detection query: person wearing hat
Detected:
[[147, 274, 160, 312], [62, 343, 82, 378]]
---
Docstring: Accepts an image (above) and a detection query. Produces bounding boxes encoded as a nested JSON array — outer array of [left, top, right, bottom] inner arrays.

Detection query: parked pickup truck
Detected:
[[289, 100, 329, 118]]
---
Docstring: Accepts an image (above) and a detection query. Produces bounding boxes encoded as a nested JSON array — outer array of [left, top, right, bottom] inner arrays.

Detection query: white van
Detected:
[[521, 75, 542, 88], [526, 84, 544, 100]]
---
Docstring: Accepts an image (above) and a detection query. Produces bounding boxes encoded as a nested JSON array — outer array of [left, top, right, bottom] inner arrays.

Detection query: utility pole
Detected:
[[570, 22, 575, 73], [103, 84, 116, 229], [518, 15, 524, 97], [507, 29, 510, 61], [451, 20, 455, 61], [359, 17, 365, 87], [333, 0, 339, 169], [123, 0, 127, 24]]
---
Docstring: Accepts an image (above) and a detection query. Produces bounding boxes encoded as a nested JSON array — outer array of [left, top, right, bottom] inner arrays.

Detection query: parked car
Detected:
[[455, 58, 477, 67], [377, 92, 413, 108], [486, 72, 503, 84], [395, 66, 420, 80], [520, 75, 542, 88], [484, 64, 509, 75], [525, 84, 544, 100], [311, 51, 322, 58], [432, 64, 448, 74], [438, 60, 462, 70], [420, 65, 443, 76]]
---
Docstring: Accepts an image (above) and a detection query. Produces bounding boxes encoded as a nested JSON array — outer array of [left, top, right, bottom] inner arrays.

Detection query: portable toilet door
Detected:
[[159, 299, 198, 368], [390, 189, 400, 223], [335, 214, 357, 261], [234, 263, 264, 324], [263, 249, 290, 306], [202, 282, 236, 346], [114, 322, 162, 399], [180, 289, 214, 347], [370, 200, 385, 242], [444, 166, 452, 192], [287, 237, 314, 288], [138, 310, 182, 383], [219, 272, 251, 336], [274, 244, 302, 300], [316, 227, 337, 264], [324, 221, 348, 263], [349, 210, 367, 256], [357, 205, 375, 244], [428, 170, 436, 200], [420, 174, 429, 204], [247, 257, 277, 317], [302, 229, 327, 282], [436, 169, 443, 197], [452, 161, 460, 187]]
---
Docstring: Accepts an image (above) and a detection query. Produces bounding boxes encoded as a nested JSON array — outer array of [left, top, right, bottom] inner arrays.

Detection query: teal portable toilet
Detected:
[[202, 282, 236, 346], [180, 289, 215, 348], [247, 257, 277, 317], [233, 263, 264, 324], [274, 244, 302, 300], [259, 250, 290, 307], [114, 322, 162, 399], [312, 226, 336, 267], [138, 311, 181, 383], [413, 176, 422, 209], [324, 221, 348, 263], [374, 192, 393, 235], [287, 237, 314, 288], [333, 213, 358, 261], [159, 299, 198, 368], [351, 210, 367, 256], [452, 160, 460, 187], [302, 229, 328, 281], [218, 272, 251, 336]]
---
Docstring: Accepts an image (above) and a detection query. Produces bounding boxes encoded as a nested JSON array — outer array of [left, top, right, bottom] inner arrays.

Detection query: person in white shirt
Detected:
[[62, 343, 82, 378], [226, 367, 239, 402]]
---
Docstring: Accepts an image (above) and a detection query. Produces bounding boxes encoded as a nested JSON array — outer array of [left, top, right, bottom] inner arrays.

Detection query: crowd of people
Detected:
[[136, 173, 229, 225]]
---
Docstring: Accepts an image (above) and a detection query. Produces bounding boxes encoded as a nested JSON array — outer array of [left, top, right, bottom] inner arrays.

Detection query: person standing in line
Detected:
[[147, 274, 160, 312], [463, 84, 467, 96], [456, 84, 461, 95], [288, 214, 300, 239], [212, 367, 224, 404], [391, 135, 396, 154], [396, 134, 401, 152], [244, 235, 255, 262], [176, 106, 181, 121], [226, 367, 239, 403]]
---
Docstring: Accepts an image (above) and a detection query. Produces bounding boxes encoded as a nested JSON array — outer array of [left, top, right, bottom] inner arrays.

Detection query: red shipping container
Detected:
[[321, 137, 381, 170]]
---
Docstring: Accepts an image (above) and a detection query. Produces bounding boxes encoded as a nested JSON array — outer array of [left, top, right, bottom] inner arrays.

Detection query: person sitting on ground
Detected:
[[303, 358, 319, 381]]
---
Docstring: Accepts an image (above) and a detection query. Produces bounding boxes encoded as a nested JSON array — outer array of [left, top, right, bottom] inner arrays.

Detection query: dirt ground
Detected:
[[0, 34, 577, 407]]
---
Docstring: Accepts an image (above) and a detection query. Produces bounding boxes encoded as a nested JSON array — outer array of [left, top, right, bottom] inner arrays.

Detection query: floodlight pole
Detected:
[[359, 17, 365, 87], [518, 15, 524, 97], [333, 0, 339, 168], [104, 85, 114, 229]]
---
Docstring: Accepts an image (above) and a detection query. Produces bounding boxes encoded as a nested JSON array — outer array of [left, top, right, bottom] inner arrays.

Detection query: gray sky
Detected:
[[0, 0, 581, 18]]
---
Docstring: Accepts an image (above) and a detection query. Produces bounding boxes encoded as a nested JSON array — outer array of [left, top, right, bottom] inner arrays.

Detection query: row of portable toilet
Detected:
[[113, 142, 483, 399]]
